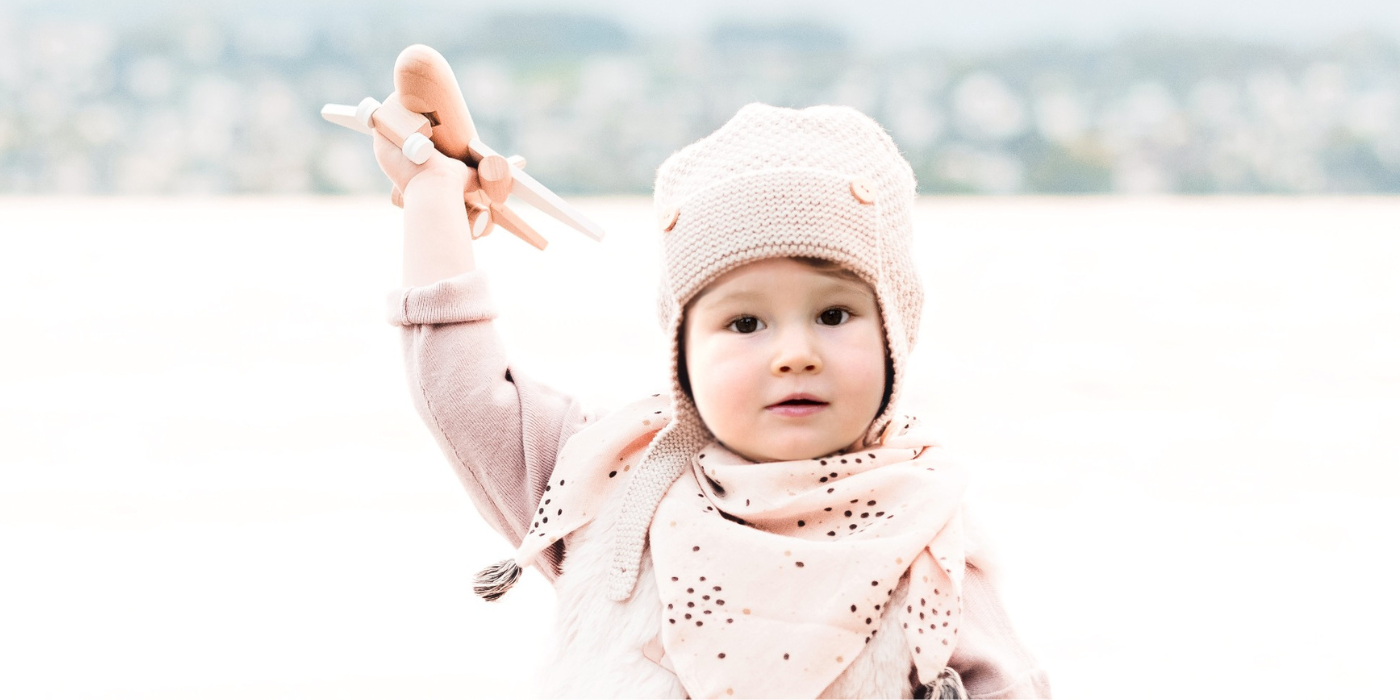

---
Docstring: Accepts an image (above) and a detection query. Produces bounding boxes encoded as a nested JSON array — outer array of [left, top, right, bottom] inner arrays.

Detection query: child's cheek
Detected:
[[705, 335, 758, 398], [834, 327, 890, 409], [690, 333, 754, 423]]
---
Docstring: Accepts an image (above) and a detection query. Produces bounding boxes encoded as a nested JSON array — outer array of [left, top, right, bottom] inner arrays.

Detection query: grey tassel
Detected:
[[915, 666, 967, 700], [473, 558, 522, 601]]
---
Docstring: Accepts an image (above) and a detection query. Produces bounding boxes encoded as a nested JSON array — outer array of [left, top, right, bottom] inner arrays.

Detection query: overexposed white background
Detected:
[[2, 196, 1398, 697]]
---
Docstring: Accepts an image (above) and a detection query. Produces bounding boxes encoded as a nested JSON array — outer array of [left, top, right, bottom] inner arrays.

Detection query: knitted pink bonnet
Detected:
[[605, 103, 925, 601]]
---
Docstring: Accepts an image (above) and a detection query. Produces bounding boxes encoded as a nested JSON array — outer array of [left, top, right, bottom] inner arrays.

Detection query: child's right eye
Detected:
[[727, 316, 764, 333]]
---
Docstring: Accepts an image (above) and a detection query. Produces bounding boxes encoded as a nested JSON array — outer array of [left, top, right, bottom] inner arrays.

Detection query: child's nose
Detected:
[[772, 335, 822, 374]]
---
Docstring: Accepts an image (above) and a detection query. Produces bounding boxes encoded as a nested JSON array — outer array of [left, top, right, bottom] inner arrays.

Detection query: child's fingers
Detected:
[[373, 129, 472, 194], [372, 130, 419, 192]]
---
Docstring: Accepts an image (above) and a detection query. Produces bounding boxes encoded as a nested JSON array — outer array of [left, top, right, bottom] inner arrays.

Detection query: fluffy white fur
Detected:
[[537, 468, 936, 698], [537, 467, 688, 698], [818, 574, 917, 699]]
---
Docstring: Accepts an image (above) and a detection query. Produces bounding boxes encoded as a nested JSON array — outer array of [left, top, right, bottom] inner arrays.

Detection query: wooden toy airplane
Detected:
[[321, 44, 606, 250]]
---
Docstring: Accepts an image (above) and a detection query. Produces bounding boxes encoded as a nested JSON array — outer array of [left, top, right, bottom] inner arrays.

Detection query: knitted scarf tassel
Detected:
[[473, 558, 523, 602], [915, 667, 967, 699]]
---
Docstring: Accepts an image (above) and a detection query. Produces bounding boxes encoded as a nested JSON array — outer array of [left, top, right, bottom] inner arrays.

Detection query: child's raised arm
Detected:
[[376, 130, 586, 577]]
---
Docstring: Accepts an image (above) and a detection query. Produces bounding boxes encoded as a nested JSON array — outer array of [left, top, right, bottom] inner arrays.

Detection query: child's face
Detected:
[[682, 258, 887, 463]]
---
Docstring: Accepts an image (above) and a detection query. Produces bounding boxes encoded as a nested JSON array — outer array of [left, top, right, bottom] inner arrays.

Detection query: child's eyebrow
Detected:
[[810, 267, 866, 284], [706, 289, 760, 302], [815, 274, 875, 297], [799, 273, 877, 302]]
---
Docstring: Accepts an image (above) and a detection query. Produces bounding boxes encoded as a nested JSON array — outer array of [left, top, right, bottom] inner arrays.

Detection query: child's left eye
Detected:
[[727, 316, 764, 333], [818, 308, 850, 325]]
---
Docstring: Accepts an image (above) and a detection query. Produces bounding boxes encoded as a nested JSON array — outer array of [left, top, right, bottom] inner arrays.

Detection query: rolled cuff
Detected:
[[386, 271, 498, 326]]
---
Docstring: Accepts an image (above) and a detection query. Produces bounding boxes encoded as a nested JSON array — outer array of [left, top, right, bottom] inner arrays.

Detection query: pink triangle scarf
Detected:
[[501, 394, 968, 699]]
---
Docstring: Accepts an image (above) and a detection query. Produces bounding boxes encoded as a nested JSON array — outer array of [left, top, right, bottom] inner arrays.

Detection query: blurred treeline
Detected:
[[2, 9, 1398, 195]]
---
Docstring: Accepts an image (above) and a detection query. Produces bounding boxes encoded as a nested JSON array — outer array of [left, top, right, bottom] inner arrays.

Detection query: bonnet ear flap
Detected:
[[606, 402, 711, 602]]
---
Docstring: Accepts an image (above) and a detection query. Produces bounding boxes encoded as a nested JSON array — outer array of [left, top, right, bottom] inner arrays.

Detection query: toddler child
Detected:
[[377, 103, 1050, 698]]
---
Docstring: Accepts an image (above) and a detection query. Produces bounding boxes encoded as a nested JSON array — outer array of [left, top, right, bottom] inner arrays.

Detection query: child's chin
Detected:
[[739, 434, 857, 463]]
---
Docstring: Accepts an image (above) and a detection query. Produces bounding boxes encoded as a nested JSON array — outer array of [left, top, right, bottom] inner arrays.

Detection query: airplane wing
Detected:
[[508, 166, 607, 242], [321, 103, 372, 135], [468, 138, 606, 242]]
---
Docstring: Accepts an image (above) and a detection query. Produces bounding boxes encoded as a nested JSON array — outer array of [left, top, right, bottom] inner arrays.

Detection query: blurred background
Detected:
[[3, 0, 1400, 195], [2, 1, 1399, 699]]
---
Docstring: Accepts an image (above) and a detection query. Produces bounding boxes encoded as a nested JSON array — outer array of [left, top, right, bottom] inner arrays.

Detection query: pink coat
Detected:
[[388, 271, 1051, 698]]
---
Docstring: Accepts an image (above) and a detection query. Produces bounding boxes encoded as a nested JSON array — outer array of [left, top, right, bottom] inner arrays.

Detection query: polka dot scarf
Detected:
[[651, 419, 967, 698], [479, 394, 968, 699]]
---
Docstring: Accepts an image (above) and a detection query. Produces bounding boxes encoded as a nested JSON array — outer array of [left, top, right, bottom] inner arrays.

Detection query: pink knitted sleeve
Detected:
[[387, 270, 589, 578], [950, 564, 1053, 698]]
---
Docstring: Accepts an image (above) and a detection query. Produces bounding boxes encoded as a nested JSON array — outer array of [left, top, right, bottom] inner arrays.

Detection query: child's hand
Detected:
[[372, 129, 471, 194], [377, 128, 478, 284]]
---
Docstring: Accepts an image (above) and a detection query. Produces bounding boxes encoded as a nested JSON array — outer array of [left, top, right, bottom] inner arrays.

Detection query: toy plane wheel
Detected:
[[401, 133, 436, 164], [355, 97, 381, 129]]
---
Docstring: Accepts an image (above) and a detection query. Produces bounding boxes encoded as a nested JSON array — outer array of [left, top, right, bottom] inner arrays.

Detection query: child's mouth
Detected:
[[767, 397, 828, 417]]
